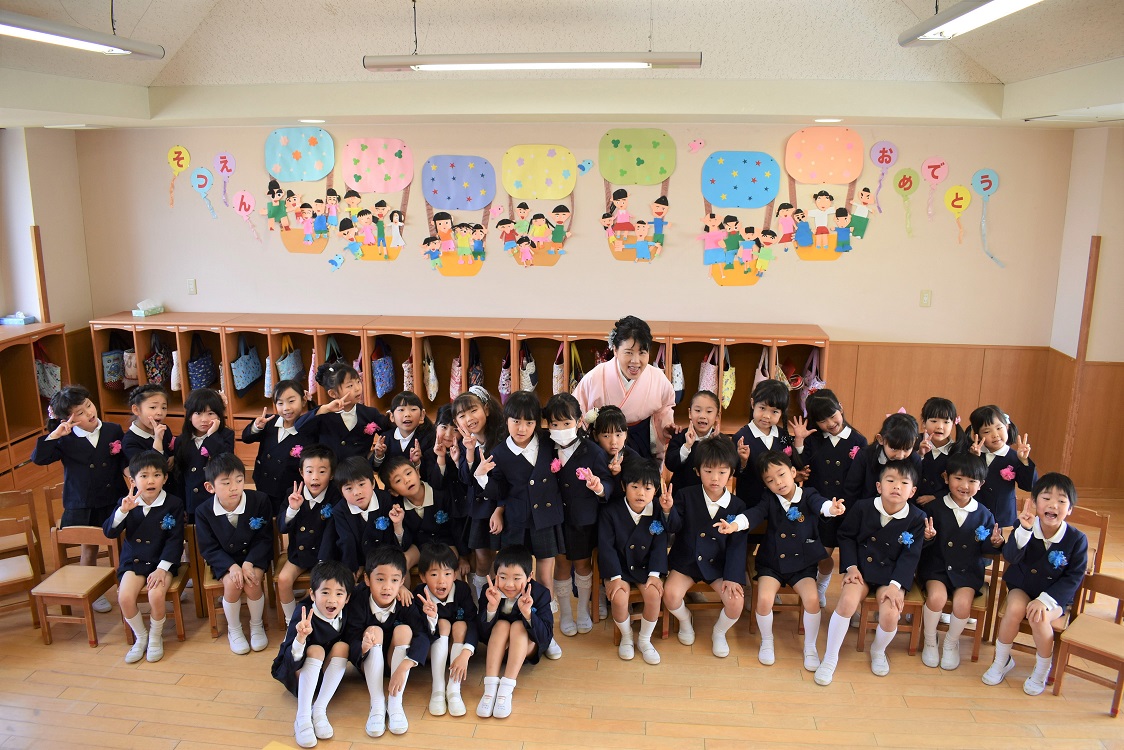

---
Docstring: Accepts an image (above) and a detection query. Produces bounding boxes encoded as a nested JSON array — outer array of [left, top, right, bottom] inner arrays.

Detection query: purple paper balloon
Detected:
[[213, 152, 236, 206], [869, 140, 898, 213]]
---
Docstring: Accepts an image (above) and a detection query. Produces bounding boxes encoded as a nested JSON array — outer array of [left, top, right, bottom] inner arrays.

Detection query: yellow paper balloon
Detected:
[[944, 184, 972, 217], [167, 145, 190, 175]]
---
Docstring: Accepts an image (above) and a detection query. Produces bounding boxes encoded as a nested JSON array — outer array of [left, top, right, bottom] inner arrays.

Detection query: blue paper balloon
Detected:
[[423, 155, 497, 211], [701, 151, 781, 208], [191, 166, 213, 195], [265, 127, 334, 182], [971, 168, 999, 200]]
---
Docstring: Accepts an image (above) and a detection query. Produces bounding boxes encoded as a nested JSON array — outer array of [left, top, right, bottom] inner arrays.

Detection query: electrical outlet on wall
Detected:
[[187, 278, 198, 295], [920, 289, 932, 307]]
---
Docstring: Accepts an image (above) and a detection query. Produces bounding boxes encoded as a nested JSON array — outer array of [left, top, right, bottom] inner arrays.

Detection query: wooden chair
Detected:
[[190, 524, 272, 639], [31, 526, 120, 647], [120, 528, 195, 645], [185, 524, 207, 618], [1052, 573, 1124, 717], [745, 555, 807, 636], [0, 516, 43, 628], [0, 490, 44, 571], [909, 554, 1001, 663], [856, 584, 926, 655], [273, 524, 309, 628]]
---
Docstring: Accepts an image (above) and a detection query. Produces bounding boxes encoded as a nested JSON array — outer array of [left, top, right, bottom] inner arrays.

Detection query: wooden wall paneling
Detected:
[[977, 346, 1049, 448], [1069, 362, 1124, 492], [823, 343, 859, 422]]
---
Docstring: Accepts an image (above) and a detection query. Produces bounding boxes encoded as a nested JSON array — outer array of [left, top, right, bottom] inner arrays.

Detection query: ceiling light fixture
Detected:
[[0, 9, 164, 59], [363, 52, 701, 72], [899, 0, 1047, 45], [815, 118, 843, 123]]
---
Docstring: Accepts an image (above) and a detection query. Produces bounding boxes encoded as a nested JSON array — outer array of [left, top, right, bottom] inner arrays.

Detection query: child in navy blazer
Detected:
[[430, 405, 470, 564], [915, 396, 967, 506], [271, 560, 354, 749], [173, 388, 234, 521], [277, 445, 339, 624], [412, 544, 479, 718], [371, 391, 435, 470], [599, 457, 668, 664], [663, 390, 721, 491], [476, 545, 554, 719], [789, 389, 867, 606], [194, 453, 274, 655], [295, 363, 390, 462], [918, 453, 1004, 670], [967, 405, 1037, 528], [663, 435, 749, 659], [843, 411, 922, 505], [983, 473, 1087, 696], [102, 450, 184, 664], [379, 455, 457, 568], [544, 393, 611, 638], [591, 404, 641, 504], [319, 456, 408, 576], [122, 385, 174, 462], [733, 380, 798, 514], [816, 459, 927, 686], [33, 385, 129, 613], [741, 450, 845, 671], [242, 379, 312, 516]]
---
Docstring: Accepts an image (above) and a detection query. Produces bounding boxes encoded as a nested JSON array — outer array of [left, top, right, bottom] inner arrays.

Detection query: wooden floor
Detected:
[[2, 497, 1122, 750]]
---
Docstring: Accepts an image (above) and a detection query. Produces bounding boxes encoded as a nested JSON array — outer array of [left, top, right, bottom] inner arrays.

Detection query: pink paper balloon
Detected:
[[232, 190, 255, 216], [921, 157, 949, 186]]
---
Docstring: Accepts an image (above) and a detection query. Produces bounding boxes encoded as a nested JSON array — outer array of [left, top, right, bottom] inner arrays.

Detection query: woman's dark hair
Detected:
[[608, 315, 652, 353], [503, 390, 541, 424]]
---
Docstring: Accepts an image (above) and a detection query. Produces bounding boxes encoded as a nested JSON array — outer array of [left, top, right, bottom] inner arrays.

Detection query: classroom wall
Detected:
[[0, 128, 39, 319], [1085, 128, 1123, 363], [74, 123, 1073, 346]]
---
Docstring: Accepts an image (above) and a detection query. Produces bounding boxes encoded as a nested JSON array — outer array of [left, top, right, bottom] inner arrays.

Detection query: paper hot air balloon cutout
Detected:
[[943, 184, 972, 244], [343, 138, 413, 193], [231, 190, 261, 243], [785, 127, 864, 185], [167, 145, 189, 207], [869, 141, 897, 214], [191, 167, 217, 219], [502, 145, 578, 200], [972, 168, 1003, 268], [265, 127, 334, 182], [213, 152, 236, 207], [921, 156, 948, 221], [423, 155, 496, 211], [701, 151, 780, 208], [598, 129, 676, 185], [893, 167, 920, 237]]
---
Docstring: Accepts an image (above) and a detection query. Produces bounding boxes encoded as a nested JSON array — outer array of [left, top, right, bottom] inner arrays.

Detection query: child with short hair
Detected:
[[379, 455, 457, 567], [277, 445, 339, 624], [663, 390, 721, 491], [918, 452, 1003, 670], [320, 456, 408, 575], [242, 379, 311, 516], [967, 404, 1036, 528], [33, 384, 129, 613], [733, 379, 796, 510], [413, 543, 478, 717], [983, 473, 1087, 695], [662, 435, 749, 658], [123, 384, 173, 461], [194, 453, 273, 654], [915, 396, 966, 506], [348, 546, 434, 737], [371, 391, 435, 468], [477, 545, 554, 719], [296, 363, 391, 462], [102, 450, 184, 663], [843, 411, 922, 505], [173, 388, 234, 521], [815, 460, 927, 685], [598, 457, 668, 664], [272, 560, 355, 748]]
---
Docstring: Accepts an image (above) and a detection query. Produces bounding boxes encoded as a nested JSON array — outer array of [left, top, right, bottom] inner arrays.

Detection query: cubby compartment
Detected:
[[222, 327, 273, 419], [365, 329, 417, 414], [176, 327, 224, 395], [90, 323, 137, 414], [668, 340, 721, 426], [314, 329, 365, 401], [514, 336, 564, 404], [718, 341, 771, 429], [774, 342, 826, 418], [133, 325, 183, 413], [416, 334, 461, 412], [465, 334, 514, 400], [0, 342, 43, 442]]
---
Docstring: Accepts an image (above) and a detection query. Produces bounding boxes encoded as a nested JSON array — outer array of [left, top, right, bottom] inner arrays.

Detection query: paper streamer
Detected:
[[921, 156, 948, 221], [167, 145, 190, 207], [893, 167, 920, 237], [943, 184, 971, 245], [869, 141, 897, 214], [191, 167, 217, 219], [232, 190, 261, 243], [213, 152, 236, 207], [971, 168, 1003, 267]]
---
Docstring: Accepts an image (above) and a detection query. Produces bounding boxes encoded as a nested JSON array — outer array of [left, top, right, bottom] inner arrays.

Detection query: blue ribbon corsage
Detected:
[[649, 520, 664, 535], [320, 504, 333, 520], [530, 606, 537, 615], [898, 531, 915, 548], [1048, 550, 1068, 569], [248, 516, 265, 530], [786, 506, 805, 523], [455, 607, 465, 621], [160, 514, 176, 531], [435, 510, 449, 524], [375, 516, 390, 531], [725, 514, 737, 524], [974, 525, 990, 542]]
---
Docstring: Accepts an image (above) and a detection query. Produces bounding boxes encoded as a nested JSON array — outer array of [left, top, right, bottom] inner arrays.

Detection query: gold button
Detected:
[[835, 461, 841, 467], [300, 527, 306, 532], [1031, 569, 1037, 574], [529, 479, 535, 486], [780, 533, 787, 539], [700, 532, 706, 538], [629, 545, 635, 549], [867, 556, 873, 562], [546, 503, 551, 507], [298, 545, 305, 550], [90, 464, 96, 469], [697, 555, 703, 561], [136, 538, 142, 543], [191, 467, 197, 472], [948, 541, 953, 547], [780, 554, 786, 559], [870, 536, 876, 541], [534, 504, 539, 509]]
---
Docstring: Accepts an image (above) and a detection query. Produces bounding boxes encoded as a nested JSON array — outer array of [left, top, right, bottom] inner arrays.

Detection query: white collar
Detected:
[[369, 596, 396, 618], [627, 501, 654, 525], [823, 425, 852, 444], [775, 486, 802, 513], [985, 444, 1010, 459], [617, 363, 635, 388], [276, 420, 298, 439], [425, 584, 455, 605], [931, 439, 953, 456], [130, 423, 154, 439], [749, 422, 779, 441], [703, 489, 732, 511], [942, 495, 978, 514], [874, 497, 910, 520], [311, 602, 343, 629], [403, 484, 434, 512], [340, 405, 357, 416], [506, 435, 537, 456], [394, 427, 416, 443], [1032, 517, 1067, 544], [304, 486, 328, 507], [212, 492, 247, 517], [139, 490, 167, 511], [348, 497, 378, 515], [72, 420, 103, 438]]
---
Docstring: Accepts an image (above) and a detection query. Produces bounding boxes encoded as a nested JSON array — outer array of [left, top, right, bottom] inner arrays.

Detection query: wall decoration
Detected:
[[893, 167, 920, 237], [336, 138, 414, 262], [920, 156, 948, 221], [943, 184, 972, 245], [500, 145, 578, 268], [849, 187, 874, 240], [213, 152, 236, 207], [232, 190, 261, 243], [260, 179, 289, 232], [577, 159, 594, 174], [167, 145, 189, 207], [190, 166, 217, 219], [502, 145, 578, 200], [699, 150, 781, 283], [265, 127, 334, 182], [688, 139, 705, 153], [783, 127, 865, 261], [869, 140, 897, 214], [599, 129, 675, 263], [971, 168, 1004, 268], [343, 138, 413, 193], [421, 154, 496, 276]]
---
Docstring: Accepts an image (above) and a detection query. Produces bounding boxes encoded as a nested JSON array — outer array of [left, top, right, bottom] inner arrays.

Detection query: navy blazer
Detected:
[[732, 425, 798, 512], [295, 405, 391, 462], [241, 419, 310, 508], [399, 484, 458, 549], [278, 488, 341, 569], [193, 490, 274, 577], [484, 431, 564, 532], [121, 424, 175, 463], [477, 579, 554, 664], [175, 428, 235, 518], [425, 450, 469, 520], [918, 498, 1003, 591], [271, 596, 352, 694], [743, 487, 831, 575], [838, 496, 927, 589], [662, 430, 703, 490], [801, 428, 867, 499], [554, 438, 612, 527], [603, 446, 641, 504], [1002, 523, 1088, 608], [379, 428, 436, 465], [665, 485, 749, 585], [411, 579, 479, 649], [32, 424, 128, 510], [344, 585, 434, 668], [977, 452, 1037, 528], [458, 442, 496, 521], [843, 445, 923, 504], [102, 492, 185, 578], [916, 438, 965, 500], [319, 494, 410, 573], [597, 501, 668, 585]]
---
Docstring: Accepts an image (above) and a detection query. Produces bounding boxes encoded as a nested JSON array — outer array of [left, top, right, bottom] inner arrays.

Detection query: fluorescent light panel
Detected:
[[0, 10, 164, 59], [899, 0, 1046, 45], [363, 52, 701, 72]]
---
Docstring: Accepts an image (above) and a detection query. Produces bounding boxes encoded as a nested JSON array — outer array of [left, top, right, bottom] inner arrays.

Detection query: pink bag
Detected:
[[698, 346, 719, 394]]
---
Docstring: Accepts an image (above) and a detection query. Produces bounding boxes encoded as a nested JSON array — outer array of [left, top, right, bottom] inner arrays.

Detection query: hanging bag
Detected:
[[123, 348, 139, 389], [371, 337, 395, 398], [187, 333, 217, 389], [670, 344, 685, 405], [263, 354, 274, 398], [799, 348, 826, 416], [276, 335, 303, 382], [422, 340, 439, 401], [519, 341, 538, 391], [170, 348, 182, 391], [142, 333, 173, 387], [498, 353, 513, 403], [324, 335, 345, 365], [449, 351, 463, 401], [698, 345, 719, 394], [34, 342, 61, 399], [752, 347, 771, 390], [773, 353, 800, 391], [568, 343, 585, 393], [231, 334, 263, 396], [552, 342, 565, 395], [307, 347, 318, 394], [468, 339, 484, 388], [402, 352, 416, 394], [720, 347, 737, 408]]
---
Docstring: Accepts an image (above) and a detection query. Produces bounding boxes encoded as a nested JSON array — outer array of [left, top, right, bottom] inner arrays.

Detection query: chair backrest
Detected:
[[1074, 573, 1124, 622], [50, 525, 120, 570], [1069, 506, 1110, 577], [42, 483, 64, 531], [0, 489, 45, 572], [0, 516, 42, 583]]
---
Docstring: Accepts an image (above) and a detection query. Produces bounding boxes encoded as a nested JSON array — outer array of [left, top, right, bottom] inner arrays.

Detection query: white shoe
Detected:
[[814, 662, 836, 686], [428, 692, 446, 717], [1024, 670, 1049, 696], [870, 650, 890, 676], [576, 613, 593, 634], [387, 708, 408, 735], [559, 615, 578, 637], [249, 621, 268, 652], [818, 590, 827, 609], [940, 612, 951, 625], [712, 629, 730, 658], [803, 649, 821, 672], [125, 632, 148, 664], [922, 640, 940, 668], [544, 639, 563, 660], [227, 627, 250, 655], [294, 719, 316, 748], [92, 596, 112, 613], [676, 616, 695, 646], [618, 638, 635, 660], [941, 637, 961, 670], [492, 692, 513, 719], [758, 638, 775, 666], [146, 631, 164, 662], [967, 617, 977, 627], [477, 687, 497, 718], [982, 657, 1015, 686], [850, 613, 861, 628], [311, 707, 333, 739], [365, 707, 386, 737], [638, 642, 661, 665], [446, 691, 466, 717]]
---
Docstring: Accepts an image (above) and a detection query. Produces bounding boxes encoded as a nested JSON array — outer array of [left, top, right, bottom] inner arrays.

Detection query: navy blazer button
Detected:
[[780, 554, 785, 559], [867, 557, 873, 562], [529, 479, 535, 486], [780, 533, 787, 539], [629, 545, 635, 549], [699, 532, 706, 538], [90, 464, 96, 469], [534, 504, 539, 509]]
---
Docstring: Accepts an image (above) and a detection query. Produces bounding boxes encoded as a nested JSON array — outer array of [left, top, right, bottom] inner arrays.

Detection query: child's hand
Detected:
[[227, 564, 244, 589], [396, 587, 414, 607], [433, 439, 447, 460], [842, 566, 864, 586], [409, 441, 422, 465], [1018, 498, 1036, 530], [120, 483, 140, 514], [604, 578, 629, 603], [923, 517, 937, 540], [683, 425, 698, 449], [990, 524, 1004, 547], [879, 585, 905, 614], [152, 421, 167, 451], [608, 451, 624, 476], [796, 466, 811, 484], [659, 482, 674, 514], [388, 660, 412, 696], [484, 575, 502, 612], [1015, 433, 1032, 464], [713, 517, 740, 535], [969, 433, 984, 456], [242, 561, 258, 587], [49, 416, 75, 439], [736, 437, 751, 468], [641, 575, 664, 598], [488, 506, 504, 535], [475, 454, 496, 478], [459, 428, 478, 456], [720, 580, 744, 601], [294, 606, 314, 644], [324, 398, 345, 414], [582, 470, 603, 495], [204, 417, 221, 437], [449, 647, 472, 683], [420, 588, 438, 619], [146, 568, 169, 591], [829, 497, 846, 517], [915, 494, 936, 507], [517, 582, 534, 619], [1026, 598, 1051, 624], [918, 431, 934, 457], [372, 435, 387, 458], [388, 504, 405, 528], [253, 408, 272, 431], [287, 482, 304, 511], [788, 415, 813, 444], [361, 625, 380, 654], [448, 440, 460, 465]]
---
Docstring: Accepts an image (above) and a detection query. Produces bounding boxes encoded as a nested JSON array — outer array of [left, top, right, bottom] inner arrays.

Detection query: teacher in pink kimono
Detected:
[[574, 315, 676, 460]]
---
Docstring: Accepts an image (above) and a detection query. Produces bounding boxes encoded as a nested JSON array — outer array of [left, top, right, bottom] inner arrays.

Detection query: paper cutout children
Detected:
[[849, 187, 873, 240], [617, 221, 661, 262], [471, 224, 486, 262], [700, 214, 727, 273], [721, 215, 741, 268], [528, 214, 551, 248], [344, 190, 363, 222], [496, 219, 517, 254], [387, 210, 405, 251], [794, 209, 814, 248], [356, 209, 377, 246], [610, 189, 633, 236], [325, 189, 340, 232], [755, 230, 777, 277], [775, 203, 796, 252], [738, 226, 759, 267], [833, 209, 852, 253], [373, 200, 389, 254], [421, 237, 442, 270], [650, 196, 670, 245], [454, 223, 474, 264], [600, 213, 614, 240], [312, 200, 328, 240], [298, 204, 315, 245], [549, 205, 572, 254], [516, 237, 536, 268], [261, 180, 290, 231], [514, 203, 531, 235], [339, 218, 363, 259], [810, 191, 834, 250], [433, 212, 455, 253]]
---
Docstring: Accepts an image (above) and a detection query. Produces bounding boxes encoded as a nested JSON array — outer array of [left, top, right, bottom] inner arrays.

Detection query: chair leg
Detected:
[[661, 607, 669, 639], [971, 613, 983, 662], [171, 592, 186, 642], [1051, 642, 1069, 696], [208, 592, 219, 639], [856, 602, 869, 652], [1047, 642, 1061, 686], [83, 600, 99, 647], [909, 615, 922, 655], [36, 597, 52, 644], [1110, 674, 1122, 718]]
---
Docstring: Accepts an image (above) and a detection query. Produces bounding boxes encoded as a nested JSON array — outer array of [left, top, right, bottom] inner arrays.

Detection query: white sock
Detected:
[[362, 650, 385, 709], [497, 676, 516, 699], [553, 579, 573, 621], [615, 619, 633, 643], [574, 572, 593, 620], [247, 594, 265, 626], [429, 636, 449, 693], [447, 644, 465, 694], [714, 611, 738, 635], [472, 574, 488, 600], [222, 599, 242, 630], [871, 626, 896, 655], [993, 640, 1013, 666], [282, 599, 297, 624], [817, 571, 832, 592], [638, 618, 657, 646], [947, 614, 969, 642], [387, 645, 410, 714], [1032, 653, 1052, 678], [755, 611, 774, 640], [803, 611, 821, 652], [922, 605, 942, 643], [669, 603, 691, 626], [822, 612, 850, 667], [296, 657, 323, 722], [312, 656, 348, 711], [125, 613, 147, 639]]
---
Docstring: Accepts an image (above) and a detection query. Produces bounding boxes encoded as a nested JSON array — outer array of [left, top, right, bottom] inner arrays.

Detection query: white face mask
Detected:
[[549, 427, 579, 446]]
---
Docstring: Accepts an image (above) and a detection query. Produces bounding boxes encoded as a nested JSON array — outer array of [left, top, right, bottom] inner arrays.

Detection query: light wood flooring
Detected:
[[1, 497, 1122, 750]]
